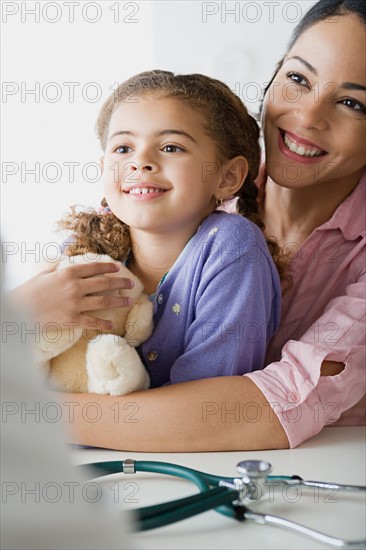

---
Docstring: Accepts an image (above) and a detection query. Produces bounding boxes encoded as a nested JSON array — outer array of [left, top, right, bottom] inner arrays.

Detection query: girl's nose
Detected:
[[128, 151, 159, 173], [129, 162, 157, 172]]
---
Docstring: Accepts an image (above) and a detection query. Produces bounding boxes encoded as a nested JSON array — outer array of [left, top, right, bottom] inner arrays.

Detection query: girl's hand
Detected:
[[8, 262, 135, 331]]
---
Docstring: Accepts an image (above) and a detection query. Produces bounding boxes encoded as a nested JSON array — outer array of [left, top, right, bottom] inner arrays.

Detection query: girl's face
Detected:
[[262, 14, 366, 192], [101, 94, 241, 239]]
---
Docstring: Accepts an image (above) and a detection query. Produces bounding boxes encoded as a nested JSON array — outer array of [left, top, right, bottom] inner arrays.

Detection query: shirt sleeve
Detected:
[[246, 272, 366, 448], [169, 244, 281, 384]]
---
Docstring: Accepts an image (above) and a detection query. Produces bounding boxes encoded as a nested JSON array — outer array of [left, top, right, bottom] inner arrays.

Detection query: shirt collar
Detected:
[[316, 172, 366, 241]]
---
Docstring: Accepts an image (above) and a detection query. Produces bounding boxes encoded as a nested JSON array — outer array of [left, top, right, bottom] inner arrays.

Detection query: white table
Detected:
[[71, 427, 366, 549]]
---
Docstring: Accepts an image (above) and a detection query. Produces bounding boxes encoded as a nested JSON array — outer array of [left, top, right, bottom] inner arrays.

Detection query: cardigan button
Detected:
[[147, 350, 158, 362], [157, 293, 164, 304]]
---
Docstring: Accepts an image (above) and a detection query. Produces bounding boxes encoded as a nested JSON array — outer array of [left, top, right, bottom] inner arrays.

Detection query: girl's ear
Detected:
[[100, 156, 104, 174], [216, 156, 248, 200]]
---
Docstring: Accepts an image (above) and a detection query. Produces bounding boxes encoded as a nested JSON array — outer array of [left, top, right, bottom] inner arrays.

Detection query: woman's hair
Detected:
[[59, 70, 287, 280], [262, 0, 366, 101]]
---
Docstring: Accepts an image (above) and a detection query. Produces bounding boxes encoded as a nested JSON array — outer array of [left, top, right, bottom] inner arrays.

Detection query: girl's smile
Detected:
[[122, 182, 169, 200]]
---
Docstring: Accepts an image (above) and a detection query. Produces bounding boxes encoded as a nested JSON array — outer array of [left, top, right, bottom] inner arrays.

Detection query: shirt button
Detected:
[[288, 392, 300, 403], [157, 293, 164, 304], [147, 350, 158, 362]]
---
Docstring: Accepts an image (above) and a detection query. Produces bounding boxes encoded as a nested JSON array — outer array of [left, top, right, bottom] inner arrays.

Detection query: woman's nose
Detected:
[[292, 92, 329, 131]]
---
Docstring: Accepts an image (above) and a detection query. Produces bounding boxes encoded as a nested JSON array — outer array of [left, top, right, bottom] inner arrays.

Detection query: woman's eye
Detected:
[[162, 144, 184, 153], [341, 98, 366, 114], [114, 145, 132, 154], [286, 72, 308, 86]]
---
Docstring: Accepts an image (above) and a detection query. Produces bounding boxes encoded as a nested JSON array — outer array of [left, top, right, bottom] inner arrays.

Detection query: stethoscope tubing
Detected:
[[80, 459, 366, 546], [86, 460, 366, 494]]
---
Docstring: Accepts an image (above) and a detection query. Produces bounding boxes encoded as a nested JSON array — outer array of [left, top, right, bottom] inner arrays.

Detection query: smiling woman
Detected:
[[262, 12, 366, 198]]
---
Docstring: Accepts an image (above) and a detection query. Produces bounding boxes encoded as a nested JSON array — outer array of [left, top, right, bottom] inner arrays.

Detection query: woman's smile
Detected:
[[278, 129, 328, 164]]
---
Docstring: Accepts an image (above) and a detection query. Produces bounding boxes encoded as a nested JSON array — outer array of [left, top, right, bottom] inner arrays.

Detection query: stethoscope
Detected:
[[80, 458, 366, 548]]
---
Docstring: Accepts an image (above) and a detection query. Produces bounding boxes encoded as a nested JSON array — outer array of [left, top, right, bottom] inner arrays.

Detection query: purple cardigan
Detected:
[[139, 211, 281, 387]]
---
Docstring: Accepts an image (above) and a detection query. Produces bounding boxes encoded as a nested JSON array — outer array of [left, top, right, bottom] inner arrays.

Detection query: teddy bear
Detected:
[[34, 253, 153, 396]]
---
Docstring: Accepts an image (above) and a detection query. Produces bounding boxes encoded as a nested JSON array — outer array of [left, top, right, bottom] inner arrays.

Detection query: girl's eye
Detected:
[[341, 98, 366, 114], [286, 72, 308, 86], [114, 145, 132, 154], [162, 144, 184, 153]]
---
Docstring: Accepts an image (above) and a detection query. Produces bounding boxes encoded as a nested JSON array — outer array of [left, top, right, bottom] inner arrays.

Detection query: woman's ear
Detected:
[[100, 156, 104, 174], [217, 156, 249, 200]]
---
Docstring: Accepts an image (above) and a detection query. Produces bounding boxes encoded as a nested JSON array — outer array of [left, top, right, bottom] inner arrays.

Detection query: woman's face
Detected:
[[262, 14, 366, 192]]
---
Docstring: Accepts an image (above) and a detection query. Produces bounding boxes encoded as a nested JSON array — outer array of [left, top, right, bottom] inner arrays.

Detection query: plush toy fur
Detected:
[[35, 254, 153, 396]]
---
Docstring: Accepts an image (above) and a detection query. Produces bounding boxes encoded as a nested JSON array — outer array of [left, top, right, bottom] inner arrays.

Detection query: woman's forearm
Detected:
[[59, 376, 289, 451]]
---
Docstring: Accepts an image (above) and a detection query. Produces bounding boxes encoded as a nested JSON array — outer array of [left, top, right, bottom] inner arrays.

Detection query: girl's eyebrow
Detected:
[[286, 55, 366, 92], [158, 129, 197, 143], [109, 129, 197, 143]]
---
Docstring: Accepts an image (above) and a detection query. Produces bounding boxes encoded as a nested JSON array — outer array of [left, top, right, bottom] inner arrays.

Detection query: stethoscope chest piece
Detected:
[[236, 460, 272, 502]]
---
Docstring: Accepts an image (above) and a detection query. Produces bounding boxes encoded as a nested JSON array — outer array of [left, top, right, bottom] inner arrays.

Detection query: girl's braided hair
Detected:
[[59, 70, 287, 280]]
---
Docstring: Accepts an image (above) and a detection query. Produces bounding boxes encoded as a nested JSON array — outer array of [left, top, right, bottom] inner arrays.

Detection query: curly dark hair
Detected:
[[59, 70, 287, 281]]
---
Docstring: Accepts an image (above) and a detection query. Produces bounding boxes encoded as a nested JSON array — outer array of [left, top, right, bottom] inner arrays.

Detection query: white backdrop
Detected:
[[1, 0, 317, 289]]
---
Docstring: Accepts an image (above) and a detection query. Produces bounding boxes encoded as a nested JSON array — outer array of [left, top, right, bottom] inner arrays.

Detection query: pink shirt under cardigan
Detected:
[[246, 172, 366, 448]]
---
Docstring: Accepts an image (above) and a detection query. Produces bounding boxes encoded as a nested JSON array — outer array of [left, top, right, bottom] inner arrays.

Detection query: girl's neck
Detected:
[[127, 229, 193, 295]]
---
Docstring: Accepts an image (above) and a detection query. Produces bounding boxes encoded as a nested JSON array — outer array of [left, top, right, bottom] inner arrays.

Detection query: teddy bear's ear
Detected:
[[32, 258, 60, 276], [57, 254, 103, 270]]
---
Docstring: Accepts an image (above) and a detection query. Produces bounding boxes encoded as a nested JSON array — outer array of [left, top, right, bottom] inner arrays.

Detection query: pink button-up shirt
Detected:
[[246, 173, 366, 448]]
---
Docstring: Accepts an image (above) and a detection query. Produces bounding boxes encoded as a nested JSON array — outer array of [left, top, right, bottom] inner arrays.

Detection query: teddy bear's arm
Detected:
[[124, 295, 154, 347]]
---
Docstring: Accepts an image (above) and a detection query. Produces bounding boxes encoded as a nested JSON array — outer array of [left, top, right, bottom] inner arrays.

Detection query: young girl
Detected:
[[60, 70, 284, 387]]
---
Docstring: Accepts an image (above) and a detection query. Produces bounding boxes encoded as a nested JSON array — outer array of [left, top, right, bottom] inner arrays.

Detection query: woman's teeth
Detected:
[[283, 132, 324, 157]]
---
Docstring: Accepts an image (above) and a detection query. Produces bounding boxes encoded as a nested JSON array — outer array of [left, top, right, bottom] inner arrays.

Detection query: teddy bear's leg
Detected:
[[86, 334, 150, 396], [33, 327, 83, 369], [49, 337, 89, 393]]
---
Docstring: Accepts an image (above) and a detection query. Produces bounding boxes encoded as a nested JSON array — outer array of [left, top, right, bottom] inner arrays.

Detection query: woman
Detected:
[[12, 0, 365, 450]]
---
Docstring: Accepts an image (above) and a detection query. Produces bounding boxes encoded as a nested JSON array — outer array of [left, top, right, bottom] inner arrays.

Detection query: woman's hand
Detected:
[[8, 262, 135, 331]]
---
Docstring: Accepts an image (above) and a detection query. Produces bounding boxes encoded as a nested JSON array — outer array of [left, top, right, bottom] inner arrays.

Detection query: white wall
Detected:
[[2, 0, 316, 289]]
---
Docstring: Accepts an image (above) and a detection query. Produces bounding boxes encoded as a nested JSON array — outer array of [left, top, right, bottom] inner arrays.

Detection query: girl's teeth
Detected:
[[129, 188, 163, 194], [283, 133, 323, 157]]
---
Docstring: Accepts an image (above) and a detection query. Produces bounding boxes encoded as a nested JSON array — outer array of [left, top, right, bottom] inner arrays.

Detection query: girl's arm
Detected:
[[60, 376, 289, 451], [8, 262, 135, 332]]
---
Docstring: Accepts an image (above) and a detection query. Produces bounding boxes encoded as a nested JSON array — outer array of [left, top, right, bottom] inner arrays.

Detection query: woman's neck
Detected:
[[127, 229, 192, 295], [263, 177, 357, 249]]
